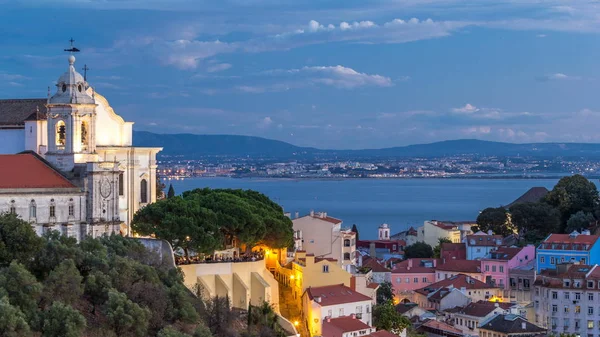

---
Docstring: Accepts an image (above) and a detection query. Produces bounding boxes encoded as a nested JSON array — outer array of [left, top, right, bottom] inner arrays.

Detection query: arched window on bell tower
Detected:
[[140, 179, 148, 203], [56, 120, 66, 148], [81, 121, 88, 150]]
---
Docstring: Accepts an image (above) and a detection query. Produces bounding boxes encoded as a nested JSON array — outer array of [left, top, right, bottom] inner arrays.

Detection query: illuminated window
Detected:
[[81, 121, 88, 147], [56, 120, 66, 146]]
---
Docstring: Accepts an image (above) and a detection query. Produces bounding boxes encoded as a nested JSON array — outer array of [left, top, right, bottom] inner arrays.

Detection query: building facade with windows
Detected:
[[390, 258, 438, 301], [532, 263, 600, 335], [481, 246, 535, 290], [292, 211, 357, 271], [0, 152, 88, 239], [417, 220, 462, 247], [0, 53, 162, 237], [302, 284, 372, 337], [465, 232, 504, 260], [536, 232, 600, 273]]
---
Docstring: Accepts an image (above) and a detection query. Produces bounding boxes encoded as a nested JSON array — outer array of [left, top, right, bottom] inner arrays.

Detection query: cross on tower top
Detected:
[[82, 64, 89, 81], [64, 38, 80, 53]]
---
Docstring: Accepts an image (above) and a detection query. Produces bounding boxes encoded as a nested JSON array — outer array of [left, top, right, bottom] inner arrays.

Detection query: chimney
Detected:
[[321, 212, 327, 218], [351, 313, 356, 319], [495, 303, 499, 308], [460, 286, 466, 293], [315, 296, 321, 303], [487, 230, 493, 235], [521, 322, 526, 330], [295, 212, 299, 219], [350, 276, 356, 291], [326, 316, 331, 322], [370, 242, 376, 258], [433, 259, 437, 267]]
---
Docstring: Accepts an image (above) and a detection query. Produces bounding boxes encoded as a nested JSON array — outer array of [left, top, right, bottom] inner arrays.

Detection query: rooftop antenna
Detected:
[[47, 86, 50, 103]]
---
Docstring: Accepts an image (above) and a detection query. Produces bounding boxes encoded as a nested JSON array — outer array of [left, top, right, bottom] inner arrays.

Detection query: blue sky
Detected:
[[1, 0, 600, 149]]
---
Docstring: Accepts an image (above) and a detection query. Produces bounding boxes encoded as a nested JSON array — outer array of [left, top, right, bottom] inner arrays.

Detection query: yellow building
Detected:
[[417, 220, 463, 247], [276, 251, 352, 301]]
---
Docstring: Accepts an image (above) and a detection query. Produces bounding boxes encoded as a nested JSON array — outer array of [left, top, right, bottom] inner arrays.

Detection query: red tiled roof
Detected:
[[457, 301, 508, 317], [442, 243, 465, 251], [539, 234, 599, 251], [391, 258, 439, 274], [466, 234, 504, 247], [309, 213, 342, 224], [315, 257, 338, 263], [362, 257, 390, 273], [305, 284, 372, 306], [366, 330, 397, 337], [421, 320, 463, 334], [415, 274, 496, 296], [323, 316, 372, 333], [0, 153, 76, 189], [535, 265, 600, 288], [436, 259, 481, 273], [367, 282, 379, 289], [483, 247, 522, 261]]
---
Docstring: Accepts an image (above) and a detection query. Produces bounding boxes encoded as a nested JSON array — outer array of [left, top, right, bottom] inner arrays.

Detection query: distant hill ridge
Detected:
[[133, 131, 600, 159]]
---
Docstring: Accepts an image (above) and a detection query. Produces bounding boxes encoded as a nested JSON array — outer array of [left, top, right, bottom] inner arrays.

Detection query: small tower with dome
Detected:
[[378, 223, 390, 241], [46, 51, 98, 172]]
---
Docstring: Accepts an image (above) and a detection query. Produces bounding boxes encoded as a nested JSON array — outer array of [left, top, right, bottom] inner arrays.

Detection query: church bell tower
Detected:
[[45, 50, 98, 172]]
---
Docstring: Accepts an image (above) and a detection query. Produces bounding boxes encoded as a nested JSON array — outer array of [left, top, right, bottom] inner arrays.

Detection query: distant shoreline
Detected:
[[163, 174, 595, 181]]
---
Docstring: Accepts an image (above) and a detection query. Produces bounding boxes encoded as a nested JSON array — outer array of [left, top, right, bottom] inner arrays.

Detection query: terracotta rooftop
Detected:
[[457, 301, 508, 317], [306, 212, 342, 224], [415, 274, 495, 296], [391, 258, 438, 274], [466, 234, 504, 247], [367, 282, 379, 289], [538, 233, 599, 251], [480, 314, 546, 334], [322, 316, 372, 334], [0, 99, 47, 126], [441, 243, 465, 251], [436, 259, 481, 273], [362, 256, 390, 273], [305, 284, 372, 306], [421, 319, 463, 334], [535, 264, 600, 288], [315, 257, 338, 263], [0, 152, 76, 189], [483, 247, 523, 261]]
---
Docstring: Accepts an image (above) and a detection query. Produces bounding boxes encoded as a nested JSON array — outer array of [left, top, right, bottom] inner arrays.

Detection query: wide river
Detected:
[[167, 178, 564, 240]]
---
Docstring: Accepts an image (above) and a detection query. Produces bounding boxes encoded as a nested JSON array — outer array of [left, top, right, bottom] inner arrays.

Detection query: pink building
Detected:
[[481, 245, 535, 290], [390, 258, 439, 301]]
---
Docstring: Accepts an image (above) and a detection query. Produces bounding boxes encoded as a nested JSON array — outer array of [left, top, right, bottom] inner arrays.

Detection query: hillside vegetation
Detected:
[[0, 213, 285, 337]]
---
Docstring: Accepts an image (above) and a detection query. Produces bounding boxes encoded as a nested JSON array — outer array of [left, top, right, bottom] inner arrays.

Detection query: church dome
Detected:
[[49, 55, 95, 104]]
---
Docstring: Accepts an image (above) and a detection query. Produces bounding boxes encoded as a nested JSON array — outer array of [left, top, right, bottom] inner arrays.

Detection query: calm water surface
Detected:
[[167, 178, 562, 240]]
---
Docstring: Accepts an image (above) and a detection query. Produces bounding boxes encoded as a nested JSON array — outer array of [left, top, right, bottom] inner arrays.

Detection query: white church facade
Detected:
[[0, 54, 162, 239]]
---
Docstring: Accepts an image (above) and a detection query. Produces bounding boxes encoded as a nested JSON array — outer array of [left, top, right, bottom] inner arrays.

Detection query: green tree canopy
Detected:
[[43, 259, 83, 306], [168, 184, 176, 198], [476, 207, 515, 236], [0, 296, 30, 337], [509, 202, 561, 243], [373, 301, 411, 335], [133, 188, 294, 254], [376, 281, 394, 305], [351, 224, 359, 241], [0, 213, 43, 267], [0, 261, 43, 324], [404, 242, 433, 259], [433, 238, 452, 258], [566, 211, 596, 234], [105, 289, 151, 337], [544, 175, 599, 229], [41, 302, 86, 337]]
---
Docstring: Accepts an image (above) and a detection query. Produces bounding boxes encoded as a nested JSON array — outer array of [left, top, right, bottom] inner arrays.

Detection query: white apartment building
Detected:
[[417, 220, 462, 247], [533, 263, 600, 336], [293, 211, 356, 271]]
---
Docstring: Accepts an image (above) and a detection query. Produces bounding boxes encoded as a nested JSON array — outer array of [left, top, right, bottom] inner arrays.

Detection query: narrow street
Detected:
[[279, 284, 310, 337]]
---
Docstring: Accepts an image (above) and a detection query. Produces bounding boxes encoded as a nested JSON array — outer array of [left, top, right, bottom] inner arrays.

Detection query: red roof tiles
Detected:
[[366, 331, 398, 337], [0, 153, 76, 189], [421, 320, 463, 334], [322, 316, 372, 334], [539, 233, 599, 251], [415, 274, 496, 296], [436, 259, 481, 273], [305, 284, 372, 306], [466, 234, 504, 247]]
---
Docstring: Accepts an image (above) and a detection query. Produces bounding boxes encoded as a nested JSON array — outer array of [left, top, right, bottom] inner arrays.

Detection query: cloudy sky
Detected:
[[1, 0, 600, 149]]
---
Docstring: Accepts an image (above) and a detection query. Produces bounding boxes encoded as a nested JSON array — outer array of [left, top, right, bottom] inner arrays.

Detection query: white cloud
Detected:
[[206, 63, 232, 73], [537, 73, 581, 81], [0, 73, 29, 81], [304, 65, 392, 89], [452, 103, 479, 114], [157, 40, 237, 69], [257, 116, 273, 128]]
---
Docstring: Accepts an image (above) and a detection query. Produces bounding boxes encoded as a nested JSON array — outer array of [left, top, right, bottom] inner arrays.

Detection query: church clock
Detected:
[[100, 178, 112, 198]]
